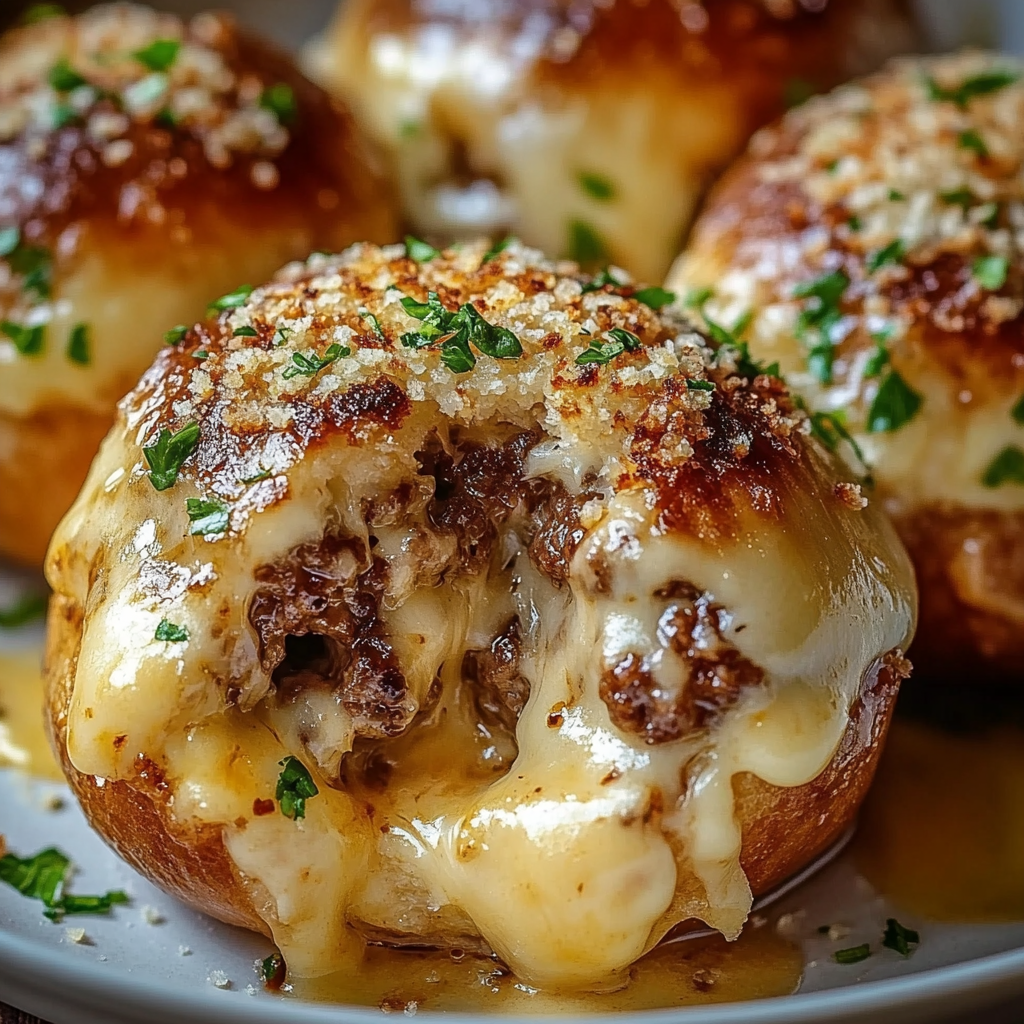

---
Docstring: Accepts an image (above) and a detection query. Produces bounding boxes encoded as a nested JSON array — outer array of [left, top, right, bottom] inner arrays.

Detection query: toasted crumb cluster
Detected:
[[128, 240, 812, 530], [0, 5, 292, 174]]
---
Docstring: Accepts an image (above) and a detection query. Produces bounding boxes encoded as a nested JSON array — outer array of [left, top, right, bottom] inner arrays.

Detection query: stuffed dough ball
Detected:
[[45, 240, 914, 988], [0, 2, 397, 565], [672, 51, 1024, 681], [304, 0, 919, 284]]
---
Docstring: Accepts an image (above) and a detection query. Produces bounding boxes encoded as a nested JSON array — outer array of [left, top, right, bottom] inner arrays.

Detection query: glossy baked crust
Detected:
[[671, 51, 1024, 680], [308, 0, 918, 281], [45, 240, 915, 986], [0, 3, 396, 565]]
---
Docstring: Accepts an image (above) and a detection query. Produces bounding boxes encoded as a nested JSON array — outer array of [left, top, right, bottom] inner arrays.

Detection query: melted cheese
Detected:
[[305, 26, 735, 283]]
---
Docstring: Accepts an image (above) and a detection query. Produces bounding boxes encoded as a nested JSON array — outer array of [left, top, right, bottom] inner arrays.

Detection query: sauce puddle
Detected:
[[0, 648, 62, 782]]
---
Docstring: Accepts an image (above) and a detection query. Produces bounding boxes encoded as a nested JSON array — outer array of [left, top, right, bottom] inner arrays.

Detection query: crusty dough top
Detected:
[[129, 238, 818, 541]]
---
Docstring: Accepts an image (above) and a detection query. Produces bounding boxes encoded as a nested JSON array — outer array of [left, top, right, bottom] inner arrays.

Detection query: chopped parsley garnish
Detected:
[[941, 188, 974, 208], [732, 308, 753, 338], [958, 129, 988, 158], [399, 291, 522, 370], [867, 239, 905, 273], [847, 215, 862, 231], [833, 944, 872, 965], [405, 235, 440, 262], [684, 286, 714, 310], [888, 189, 905, 202], [66, 322, 90, 365], [143, 421, 200, 491], [972, 254, 1008, 290], [808, 409, 871, 481], [260, 83, 297, 124], [192, 350, 208, 361], [705, 315, 779, 379], [282, 342, 349, 379], [154, 619, 188, 642], [0, 227, 18, 257], [685, 378, 715, 392], [164, 324, 188, 345], [186, 496, 230, 536], [359, 308, 384, 339], [1011, 392, 1024, 426], [567, 219, 608, 265], [208, 285, 253, 313], [155, 108, 179, 129], [1, 321, 45, 356], [22, 4, 66, 23], [0, 847, 128, 922], [578, 171, 616, 202], [4, 237, 52, 300], [978, 202, 1000, 228], [982, 446, 1024, 488], [260, 952, 286, 989], [784, 77, 816, 109], [482, 236, 515, 264], [276, 757, 319, 820], [241, 468, 273, 484], [48, 58, 86, 93], [926, 69, 1019, 108], [274, 326, 293, 347], [633, 286, 675, 310], [124, 74, 169, 111], [0, 592, 48, 629], [863, 336, 890, 378], [574, 328, 640, 366], [232, 325, 258, 338], [133, 39, 181, 73], [793, 269, 848, 384], [52, 102, 78, 130], [581, 267, 625, 294], [867, 369, 922, 434], [882, 918, 920, 957]]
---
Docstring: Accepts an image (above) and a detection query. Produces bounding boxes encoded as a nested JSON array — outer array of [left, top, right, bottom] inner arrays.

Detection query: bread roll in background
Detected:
[[305, 0, 920, 283], [46, 239, 914, 987], [671, 50, 1024, 681], [0, 2, 397, 565]]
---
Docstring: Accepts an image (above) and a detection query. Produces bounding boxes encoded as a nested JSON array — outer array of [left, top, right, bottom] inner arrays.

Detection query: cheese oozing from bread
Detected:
[[47, 240, 915, 986]]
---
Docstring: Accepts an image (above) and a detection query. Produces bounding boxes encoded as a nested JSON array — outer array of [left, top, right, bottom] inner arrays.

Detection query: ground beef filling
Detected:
[[600, 582, 765, 744]]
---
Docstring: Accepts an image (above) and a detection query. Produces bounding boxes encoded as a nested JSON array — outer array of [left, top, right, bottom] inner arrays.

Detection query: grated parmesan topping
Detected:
[[0, 5, 292, 167]]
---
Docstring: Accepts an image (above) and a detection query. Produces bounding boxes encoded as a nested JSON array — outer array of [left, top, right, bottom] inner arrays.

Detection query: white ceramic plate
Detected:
[[3, 2, 1024, 1021]]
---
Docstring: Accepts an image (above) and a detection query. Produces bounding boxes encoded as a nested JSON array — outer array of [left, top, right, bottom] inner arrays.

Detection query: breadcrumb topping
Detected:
[[122, 240, 814, 535]]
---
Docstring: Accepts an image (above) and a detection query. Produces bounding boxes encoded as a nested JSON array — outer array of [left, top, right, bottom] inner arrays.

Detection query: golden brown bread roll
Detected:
[[0, 2, 397, 565], [671, 51, 1024, 681], [45, 240, 915, 988], [305, 0, 919, 282]]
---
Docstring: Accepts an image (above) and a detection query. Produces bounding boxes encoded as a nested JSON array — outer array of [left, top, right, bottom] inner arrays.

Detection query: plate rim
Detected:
[[1, 920, 1023, 1024]]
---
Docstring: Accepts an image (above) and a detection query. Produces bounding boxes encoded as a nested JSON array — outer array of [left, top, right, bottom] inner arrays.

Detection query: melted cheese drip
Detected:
[[305, 25, 737, 282], [0, 648, 61, 781], [59, 417, 914, 988]]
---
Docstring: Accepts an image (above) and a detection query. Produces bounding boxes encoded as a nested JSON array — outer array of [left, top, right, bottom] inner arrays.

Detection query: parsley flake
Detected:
[[143, 421, 200, 491], [0, 592, 48, 629], [48, 58, 86, 93], [685, 378, 715, 392], [66, 322, 90, 365], [274, 326, 293, 347], [359, 308, 384, 339], [983, 446, 1024, 488], [482, 236, 515, 263], [232, 325, 258, 338], [575, 328, 640, 366], [133, 39, 181, 73], [155, 619, 188, 642], [0, 227, 18, 257], [973, 254, 1008, 290], [834, 944, 872, 965], [705, 315, 779, 379], [282, 343, 349, 379], [186, 496, 230, 536], [0, 846, 128, 922], [276, 756, 319, 820], [633, 286, 675, 310], [958, 129, 988, 158], [808, 409, 871, 481], [926, 69, 1019, 108], [22, 4, 66, 24], [581, 267, 625, 294], [399, 292, 522, 368], [793, 269, 848, 383], [1, 321, 45, 356], [684, 286, 714, 310], [208, 285, 253, 313], [578, 171, 616, 202], [192, 350, 208, 361], [567, 219, 608, 265], [867, 239, 906, 273], [941, 188, 974, 208], [164, 324, 188, 346], [868, 370, 922, 434], [882, 918, 920, 957], [405, 235, 440, 262], [242, 468, 273, 484], [260, 952, 286, 989], [6, 241, 52, 300], [260, 83, 297, 124], [1011, 392, 1024, 426]]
